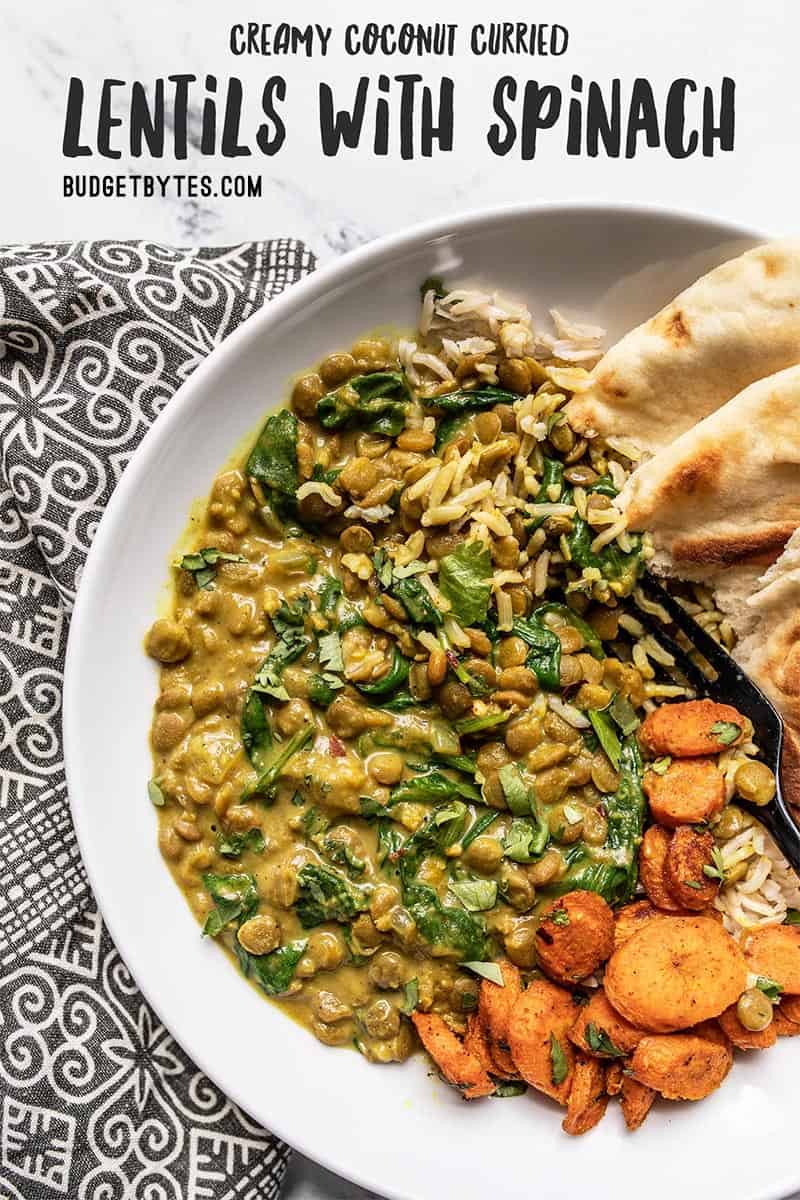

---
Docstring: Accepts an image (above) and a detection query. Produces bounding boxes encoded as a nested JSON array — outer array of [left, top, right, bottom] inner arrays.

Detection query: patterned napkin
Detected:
[[0, 239, 315, 1200]]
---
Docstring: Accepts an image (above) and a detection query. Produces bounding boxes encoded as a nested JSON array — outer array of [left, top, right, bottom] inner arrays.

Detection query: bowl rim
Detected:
[[63, 199, 768, 1199]]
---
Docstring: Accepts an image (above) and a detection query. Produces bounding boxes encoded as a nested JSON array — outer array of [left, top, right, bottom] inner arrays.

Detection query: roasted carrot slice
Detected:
[[535, 891, 615, 985], [664, 827, 720, 910], [507, 978, 577, 1105], [478, 960, 522, 1079], [744, 925, 800, 994], [463, 1012, 497, 1075], [631, 1029, 732, 1100], [620, 1076, 656, 1130], [644, 758, 725, 827], [604, 916, 747, 1032], [411, 1012, 494, 1099], [718, 1004, 778, 1050], [639, 699, 745, 757], [569, 989, 646, 1057], [639, 826, 685, 912], [562, 1053, 608, 1135]]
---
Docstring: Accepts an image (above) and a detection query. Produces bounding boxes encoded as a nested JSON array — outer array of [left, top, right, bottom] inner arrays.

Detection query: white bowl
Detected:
[[65, 204, 795, 1200]]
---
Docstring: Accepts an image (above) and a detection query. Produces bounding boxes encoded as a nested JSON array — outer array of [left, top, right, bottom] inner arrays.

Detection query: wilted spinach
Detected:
[[317, 371, 409, 436]]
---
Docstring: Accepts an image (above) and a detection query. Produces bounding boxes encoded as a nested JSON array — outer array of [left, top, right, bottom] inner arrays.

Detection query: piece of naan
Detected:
[[621, 363, 800, 578], [734, 531, 800, 807], [567, 239, 800, 456]]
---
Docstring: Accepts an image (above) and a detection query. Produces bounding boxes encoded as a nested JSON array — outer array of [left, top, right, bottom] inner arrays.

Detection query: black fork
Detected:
[[636, 574, 800, 875]]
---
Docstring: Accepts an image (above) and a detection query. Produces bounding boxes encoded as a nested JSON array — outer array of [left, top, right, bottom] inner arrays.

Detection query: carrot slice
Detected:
[[411, 1012, 494, 1099], [562, 1054, 608, 1135], [744, 925, 800, 994], [569, 989, 646, 1057], [631, 1029, 732, 1100], [639, 826, 685, 912], [639, 699, 745, 757], [644, 758, 725, 827], [507, 978, 577, 1105], [535, 890, 615, 985], [620, 1076, 656, 1130], [478, 960, 522, 1079], [718, 1004, 778, 1050]]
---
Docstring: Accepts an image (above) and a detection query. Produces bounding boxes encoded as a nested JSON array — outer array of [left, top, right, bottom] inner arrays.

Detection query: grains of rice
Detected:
[[496, 590, 513, 631], [644, 683, 692, 699], [590, 517, 627, 553], [296, 481, 342, 508], [618, 613, 645, 638], [633, 587, 671, 623], [526, 502, 576, 519], [393, 530, 425, 566], [632, 643, 655, 679], [546, 366, 593, 393], [638, 634, 675, 667], [493, 570, 524, 588], [417, 573, 451, 612], [450, 480, 494, 509], [422, 504, 466, 526], [343, 503, 395, 523], [406, 464, 441, 502], [428, 459, 458, 507], [605, 436, 642, 462], [533, 550, 551, 596], [716, 822, 800, 934], [608, 460, 627, 491], [572, 486, 588, 519]]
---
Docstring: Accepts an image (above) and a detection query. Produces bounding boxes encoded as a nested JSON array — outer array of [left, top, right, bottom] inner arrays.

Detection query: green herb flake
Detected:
[[178, 546, 247, 590], [785, 909, 800, 926], [549, 1033, 569, 1086], [147, 778, 165, 807], [650, 756, 672, 776], [702, 846, 727, 883], [318, 630, 344, 673], [462, 961, 504, 986], [497, 762, 533, 816], [585, 1022, 625, 1058], [710, 721, 742, 746], [550, 908, 570, 928], [448, 878, 498, 913], [401, 977, 420, 1014], [217, 828, 266, 859], [683, 879, 704, 890], [755, 975, 783, 1003], [491, 1080, 528, 1098]]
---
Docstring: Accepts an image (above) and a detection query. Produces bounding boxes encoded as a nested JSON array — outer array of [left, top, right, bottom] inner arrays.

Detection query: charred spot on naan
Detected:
[[671, 524, 796, 569], [652, 305, 692, 347]]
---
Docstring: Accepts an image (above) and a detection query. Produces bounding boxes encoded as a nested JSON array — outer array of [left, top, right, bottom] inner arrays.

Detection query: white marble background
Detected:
[[1, 0, 799, 1196]]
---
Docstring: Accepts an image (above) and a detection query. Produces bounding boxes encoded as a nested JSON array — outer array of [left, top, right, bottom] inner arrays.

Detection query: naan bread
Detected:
[[621, 364, 800, 577], [567, 239, 800, 456], [734, 531, 800, 807]]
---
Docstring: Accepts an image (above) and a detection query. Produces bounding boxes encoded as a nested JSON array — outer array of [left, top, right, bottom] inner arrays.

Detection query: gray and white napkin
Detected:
[[0, 238, 315, 1200]]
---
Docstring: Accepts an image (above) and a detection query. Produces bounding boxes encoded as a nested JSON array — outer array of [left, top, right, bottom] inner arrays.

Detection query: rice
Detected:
[[716, 822, 800, 934]]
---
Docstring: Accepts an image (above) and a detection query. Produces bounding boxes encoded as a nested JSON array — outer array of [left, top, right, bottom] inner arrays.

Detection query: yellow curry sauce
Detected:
[[146, 313, 777, 1092]]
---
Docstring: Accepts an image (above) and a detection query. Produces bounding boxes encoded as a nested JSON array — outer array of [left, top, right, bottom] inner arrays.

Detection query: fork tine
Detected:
[[623, 608, 713, 697], [636, 576, 742, 686]]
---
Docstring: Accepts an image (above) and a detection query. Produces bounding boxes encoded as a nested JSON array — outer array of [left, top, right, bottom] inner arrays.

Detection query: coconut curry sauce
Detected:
[[147, 299, 774, 1096]]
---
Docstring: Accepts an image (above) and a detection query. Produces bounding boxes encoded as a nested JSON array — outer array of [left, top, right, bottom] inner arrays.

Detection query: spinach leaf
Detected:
[[403, 880, 487, 960], [454, 711, 510, 735], [202, 873, 259, 937], [497, 762, 534, 816], [439, 541, 493, 626], [317, 372, 409, 437], [588, 709, 622, 771], [390, 770, 481, 807], [425, 385, 519, 415], [511, 616, 561, 691], [307, 673, 343, 707], [246, 939, 308, 995], [377, 820, 406, 872], [377, 691, 419, 712], [396, 802, 469, 881], [608, 692, 641, 736], [295, 864, 371, 928], [243, 725, 314, 802], [246, 409, 299, 496], [435, 413, 470, 454], [567, 516, 644, 593], [356, 647, 411, 698], [216, 828, 266, 859], [492, 1081, 528, 1098], [502, 814, 549, 863], [390, 577, 443, 627], [534, 602, 604, 660], [179, 546, 247, 590], [322, 833, 366, 875], [535, 457, 564, 503], [549, 737, 644, 904], [461, 809, 498, 850], [241, 692, 273, 766], [430, 752, 478, 777], [449, 878, 498, 912]]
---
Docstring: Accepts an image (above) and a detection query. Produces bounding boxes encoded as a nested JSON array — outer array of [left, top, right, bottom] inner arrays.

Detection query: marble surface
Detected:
[[2, 1, 799, 1197]]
